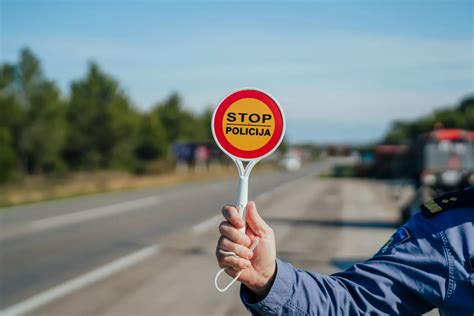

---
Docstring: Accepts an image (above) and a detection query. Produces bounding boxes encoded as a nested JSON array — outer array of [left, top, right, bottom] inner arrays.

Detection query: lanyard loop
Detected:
[[214, 238, 260, 292], [215, 267, 242, 293]]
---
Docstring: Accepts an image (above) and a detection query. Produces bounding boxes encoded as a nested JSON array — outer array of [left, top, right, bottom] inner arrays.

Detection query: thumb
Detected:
[[245, 201, 270, 236]]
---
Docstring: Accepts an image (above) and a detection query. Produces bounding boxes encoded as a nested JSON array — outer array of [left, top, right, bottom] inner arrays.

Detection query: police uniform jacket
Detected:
[[240, 187, 474, 315]]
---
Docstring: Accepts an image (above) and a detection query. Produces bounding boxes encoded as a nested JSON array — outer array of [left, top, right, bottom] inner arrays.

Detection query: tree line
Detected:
[[0, 48, 213, 182], [382, 95, 474, 144], [1, 48, 472, 183]]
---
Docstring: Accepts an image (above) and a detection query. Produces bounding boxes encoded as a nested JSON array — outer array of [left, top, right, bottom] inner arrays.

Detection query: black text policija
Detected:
[[225, 112, 272, 137]]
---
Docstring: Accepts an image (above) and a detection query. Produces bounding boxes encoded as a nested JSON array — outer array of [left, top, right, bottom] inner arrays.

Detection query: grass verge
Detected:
[[0, 164, 276, 208]]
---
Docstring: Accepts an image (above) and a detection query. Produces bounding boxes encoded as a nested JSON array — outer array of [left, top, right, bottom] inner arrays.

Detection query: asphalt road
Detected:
[[19, 167, 417, 316], [0, 160, 331, 312]]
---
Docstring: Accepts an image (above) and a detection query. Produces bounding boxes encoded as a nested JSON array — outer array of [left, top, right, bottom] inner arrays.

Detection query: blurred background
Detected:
[[0, 1, 472, 315]]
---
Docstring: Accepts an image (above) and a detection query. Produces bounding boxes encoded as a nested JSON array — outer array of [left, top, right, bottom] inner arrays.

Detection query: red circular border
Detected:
[[213, 89, 284, 160]]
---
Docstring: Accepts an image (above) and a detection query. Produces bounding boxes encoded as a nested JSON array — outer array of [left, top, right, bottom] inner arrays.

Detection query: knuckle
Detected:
[[221, 206, 229, 218], [215, 248, 223, 260], [231, 213, 242, 223], [237, 258, 249, 269], [221, 205, 236, 217], [240, 234, 251, 247], [218, 222, 228, 235], [221, 256, 233, 266], [221, 225, 241, 240], [235, 234, 246, 246], [233, 260, 242, 269], [228, 257, 242, 268], [219, 237, 234, 250], [235, 244, 246, 256], [217, 236, 226, 248]]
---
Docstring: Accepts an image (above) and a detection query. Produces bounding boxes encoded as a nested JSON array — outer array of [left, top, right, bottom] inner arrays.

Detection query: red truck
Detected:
[[414, 128, 473, 200], [401, 128, 473, 222]]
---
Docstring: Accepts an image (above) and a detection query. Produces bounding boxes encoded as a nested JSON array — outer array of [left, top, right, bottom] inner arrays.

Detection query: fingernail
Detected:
[[246, 251, 253, 259]]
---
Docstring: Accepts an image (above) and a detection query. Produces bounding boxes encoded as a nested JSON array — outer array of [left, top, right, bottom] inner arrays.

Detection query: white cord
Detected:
[[214, 238, 259, 292], [214, 268, 242, 293]]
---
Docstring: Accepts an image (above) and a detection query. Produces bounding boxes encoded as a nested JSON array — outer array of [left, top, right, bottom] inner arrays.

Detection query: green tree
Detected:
[[197, 107, 214, 141], [459, 96, 474, 113], [457, 96, 474, 129], [0, 127, 16, 182], [65, 62, 139, 169], [134, 113, 167, 161], [1, 49, 67, 174], [382, 95, 474, 144], [178, 111, 201, 141], [0, 64, 25, 171], [21, 50, 67, 173], [154, 92, 186, 143], [461, 101, 474, 130], [153, 92, 209, 143], [20, 80, 67, 173]]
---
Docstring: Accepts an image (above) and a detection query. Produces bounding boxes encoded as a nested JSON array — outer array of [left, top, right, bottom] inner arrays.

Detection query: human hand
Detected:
[[216, 201, 276, 297]]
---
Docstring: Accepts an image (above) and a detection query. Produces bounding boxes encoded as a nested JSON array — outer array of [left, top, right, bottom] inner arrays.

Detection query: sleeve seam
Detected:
[[439, 230, 455, 304]]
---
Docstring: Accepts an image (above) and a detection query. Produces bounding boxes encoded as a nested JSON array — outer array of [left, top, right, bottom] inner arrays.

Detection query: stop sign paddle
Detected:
[[212, 88, 285, 292]]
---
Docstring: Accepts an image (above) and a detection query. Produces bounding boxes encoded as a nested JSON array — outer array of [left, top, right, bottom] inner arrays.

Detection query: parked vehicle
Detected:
[[279, 153, 302, 171], [373, 145, 408, 178], [415, 129, 473, 200], [401, 128, 474, 222]]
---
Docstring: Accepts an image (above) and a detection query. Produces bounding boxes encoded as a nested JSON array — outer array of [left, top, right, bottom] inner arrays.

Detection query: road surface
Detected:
[[0, 161, 332, 314], [1, 160, 435, 315]]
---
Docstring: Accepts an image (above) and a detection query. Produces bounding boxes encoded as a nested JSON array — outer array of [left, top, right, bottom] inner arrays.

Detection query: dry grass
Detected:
[[0, 163, 276, 208]]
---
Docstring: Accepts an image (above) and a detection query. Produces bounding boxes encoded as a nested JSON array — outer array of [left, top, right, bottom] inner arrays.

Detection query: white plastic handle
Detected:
[[236, 176, 248, 233], [214, 159, 259, 292]]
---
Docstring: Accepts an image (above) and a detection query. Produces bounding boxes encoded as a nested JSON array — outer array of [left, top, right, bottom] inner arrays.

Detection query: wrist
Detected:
[[246, 261, 277, 298]]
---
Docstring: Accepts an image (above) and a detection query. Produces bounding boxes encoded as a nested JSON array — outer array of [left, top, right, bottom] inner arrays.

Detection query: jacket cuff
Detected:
[[240, 258, 294, 315]]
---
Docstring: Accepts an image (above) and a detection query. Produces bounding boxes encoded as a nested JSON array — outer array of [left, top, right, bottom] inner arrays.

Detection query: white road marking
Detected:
[[0, 245, 159, 316], [31, 196, 161, 231], [255, 190, 272, 203], [192, 215, 221, 234], [192, 171, 317, 234], [256, 172, 315, 204]]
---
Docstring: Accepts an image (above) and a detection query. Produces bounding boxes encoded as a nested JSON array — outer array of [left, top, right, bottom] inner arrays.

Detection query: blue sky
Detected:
[[1, 0, 472, 143]]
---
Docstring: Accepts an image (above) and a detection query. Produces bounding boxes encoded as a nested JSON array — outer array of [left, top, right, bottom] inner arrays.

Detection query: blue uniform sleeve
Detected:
[[240, 211, 450, 315]]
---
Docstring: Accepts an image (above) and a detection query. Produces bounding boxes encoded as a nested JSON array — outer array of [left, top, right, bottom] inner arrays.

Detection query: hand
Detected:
[[216, 201, 277, 297]]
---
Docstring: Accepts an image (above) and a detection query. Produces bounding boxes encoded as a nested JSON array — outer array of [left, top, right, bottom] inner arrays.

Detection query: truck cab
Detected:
[[416, 129, 473, 201]]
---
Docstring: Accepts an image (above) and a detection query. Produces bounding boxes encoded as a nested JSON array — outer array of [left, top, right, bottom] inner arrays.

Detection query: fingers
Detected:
[[217, 236, 253, 259], [221, 205, 244, 229], [246, 201, 272, 236], [217, 252, 252, 270], [219, 221, 251, 247], [245, 225, 257, 240], [223, 267, 240, 279]]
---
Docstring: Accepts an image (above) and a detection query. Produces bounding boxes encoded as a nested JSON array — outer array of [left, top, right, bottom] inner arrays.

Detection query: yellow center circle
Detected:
[[222, 98, 275, 151]]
